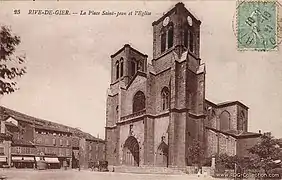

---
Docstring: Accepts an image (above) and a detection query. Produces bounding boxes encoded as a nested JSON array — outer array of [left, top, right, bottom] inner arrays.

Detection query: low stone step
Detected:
[[111, 166, 185, 175]]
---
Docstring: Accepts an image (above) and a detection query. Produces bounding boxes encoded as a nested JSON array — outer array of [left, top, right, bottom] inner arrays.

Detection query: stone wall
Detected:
[[206, 129, 218, 157], [237, 105, 248, 132], [206, 129, 237, 157], [121, 76, 147, 117], [105, 127, 118, 165], [217, 105, 237, 131], [237, 137, 260, 157], [153, 70, 171, 114], [118, 120, 144, 165]]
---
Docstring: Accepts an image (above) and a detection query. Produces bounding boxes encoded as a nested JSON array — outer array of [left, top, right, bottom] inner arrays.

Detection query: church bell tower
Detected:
[[152, 2, 201, 61]]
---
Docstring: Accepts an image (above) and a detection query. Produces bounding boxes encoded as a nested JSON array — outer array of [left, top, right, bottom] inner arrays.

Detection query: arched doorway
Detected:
[[155, 141, 168, 167], [122, 136, 140, 166]]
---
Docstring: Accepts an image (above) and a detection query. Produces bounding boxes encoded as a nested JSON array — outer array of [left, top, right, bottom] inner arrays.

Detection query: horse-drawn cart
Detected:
[[90, 161, 109, 172]]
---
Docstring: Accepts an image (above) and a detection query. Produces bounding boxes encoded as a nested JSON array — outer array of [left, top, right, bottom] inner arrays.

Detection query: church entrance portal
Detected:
[[122, 136, 140, 166], [155, 141, 168, 167]]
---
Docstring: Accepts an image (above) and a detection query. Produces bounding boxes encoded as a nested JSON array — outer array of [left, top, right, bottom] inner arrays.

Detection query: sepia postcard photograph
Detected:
[[0, 0, 282, 179]]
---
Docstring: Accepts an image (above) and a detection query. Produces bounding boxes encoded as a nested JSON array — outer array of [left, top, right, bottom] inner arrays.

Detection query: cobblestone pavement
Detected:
[[0, 169, 218, 180]]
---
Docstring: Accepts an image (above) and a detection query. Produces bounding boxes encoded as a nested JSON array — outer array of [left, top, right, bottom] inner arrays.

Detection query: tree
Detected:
[[0, 25, 26, 95], [248, 134, 282, 174], [188, 139, 204, 166]]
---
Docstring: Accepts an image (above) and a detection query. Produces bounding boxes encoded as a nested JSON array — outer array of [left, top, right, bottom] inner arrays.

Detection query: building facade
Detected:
[[105, 2, 261, 168], [78, 137, 106, 169], [0, 106, 105, 169]]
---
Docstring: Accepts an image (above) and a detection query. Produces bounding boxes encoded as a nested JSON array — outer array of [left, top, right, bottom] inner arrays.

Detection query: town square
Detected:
[[0, 0, 282, 179]]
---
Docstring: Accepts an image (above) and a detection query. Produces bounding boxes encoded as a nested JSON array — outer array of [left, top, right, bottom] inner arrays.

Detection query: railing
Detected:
[[120, 109, 146, 122]]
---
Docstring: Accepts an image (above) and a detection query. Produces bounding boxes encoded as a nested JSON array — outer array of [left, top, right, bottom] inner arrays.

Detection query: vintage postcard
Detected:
[[0, 0, 282, 179]]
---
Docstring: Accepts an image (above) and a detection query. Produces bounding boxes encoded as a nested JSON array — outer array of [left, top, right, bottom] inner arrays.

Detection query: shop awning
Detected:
[[44, 157, 59, 163], [12, 156, 34, 162], [12, 156, 23, 161], [23, 157, 35, 162], [0, 157, 7, 162]]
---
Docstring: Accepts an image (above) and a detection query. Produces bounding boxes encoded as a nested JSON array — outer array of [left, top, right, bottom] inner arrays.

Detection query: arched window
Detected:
[[161, 87, 169, 110], [137, 60, 144, 72], [238, 111, 245, 131], [220, 111, 231, 131], [116, 61, 119, 80], [131, 58, 136, 76], [120, 58, 124, 77], [167, 23, 174, 49], [184, 28, 188, 49], [161, 30, 166, 53], [133, 91, 145, 113], [189, 30, 194, 52]]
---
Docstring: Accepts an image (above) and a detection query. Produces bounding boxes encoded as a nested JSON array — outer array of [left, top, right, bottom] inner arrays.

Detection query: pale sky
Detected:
[[0, 1, 282, 139]]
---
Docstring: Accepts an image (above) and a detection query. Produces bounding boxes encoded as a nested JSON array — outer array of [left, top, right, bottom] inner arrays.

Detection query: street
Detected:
[[0, 169, 218, 180]]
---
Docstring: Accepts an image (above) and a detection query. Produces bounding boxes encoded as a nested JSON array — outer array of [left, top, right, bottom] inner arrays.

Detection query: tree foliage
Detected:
[[248, 134, 282, 174], [215, 153, 252, 172], [188, 139, 204, 165], [0, 25, 26, 95]]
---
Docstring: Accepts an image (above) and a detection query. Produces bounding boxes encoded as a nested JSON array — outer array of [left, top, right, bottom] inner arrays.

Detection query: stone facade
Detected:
[[105, 2, 261, 168], [79, 138, 106, 169], [0, 106, 105, 169]]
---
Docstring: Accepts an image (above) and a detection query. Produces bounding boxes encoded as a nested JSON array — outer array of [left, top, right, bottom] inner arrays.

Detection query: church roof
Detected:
[[197, 63, 205, 74], [205, 99, 249, 110], [148, 64, 156, 74], [179, 51, 187, 63], [217, 101, 249, 109], [110, 44, 148, 58], [206, 127, 261, 139], [152, 2, 202, 26], [126, 71, 147, 90]]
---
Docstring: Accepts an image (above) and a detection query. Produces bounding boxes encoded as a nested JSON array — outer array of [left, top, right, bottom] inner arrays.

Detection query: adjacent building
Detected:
[[72, 130, 106, 169], [0, 106, 105, 169], [105, 2, 261, 168], [204, 101, 261, 158]]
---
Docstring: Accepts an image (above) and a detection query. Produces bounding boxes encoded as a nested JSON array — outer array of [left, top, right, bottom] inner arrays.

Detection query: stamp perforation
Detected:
[[235, 0, 281, 51]]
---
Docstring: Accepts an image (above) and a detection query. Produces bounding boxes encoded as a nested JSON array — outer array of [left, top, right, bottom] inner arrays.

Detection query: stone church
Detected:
[[105, 2, 261, 168]]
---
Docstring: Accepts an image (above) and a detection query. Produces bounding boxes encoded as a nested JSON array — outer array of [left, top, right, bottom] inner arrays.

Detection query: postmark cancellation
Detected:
[[236, 0, 282, 51]]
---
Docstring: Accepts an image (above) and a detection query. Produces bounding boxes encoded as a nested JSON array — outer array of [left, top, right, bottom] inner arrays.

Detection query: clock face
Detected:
[[187, 16, 193, 26], [163, 17, 170, 27]]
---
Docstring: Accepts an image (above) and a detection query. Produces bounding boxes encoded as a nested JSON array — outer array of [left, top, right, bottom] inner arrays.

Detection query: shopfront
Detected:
[[12, 156, 35, 168], [58, 157, 71, 168], [0, 156, 8, 167], [44, 157, 60, 169]]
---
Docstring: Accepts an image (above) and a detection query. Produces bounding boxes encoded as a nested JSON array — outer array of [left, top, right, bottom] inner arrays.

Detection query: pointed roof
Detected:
[[125, 71, 147, 90], [110, 44, 148, 58], [197, 63, 206, 74], [152, 2, 202, 26]]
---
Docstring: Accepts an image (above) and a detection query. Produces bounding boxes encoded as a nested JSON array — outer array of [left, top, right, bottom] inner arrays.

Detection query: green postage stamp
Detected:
[[237, 0, 282, 51]]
